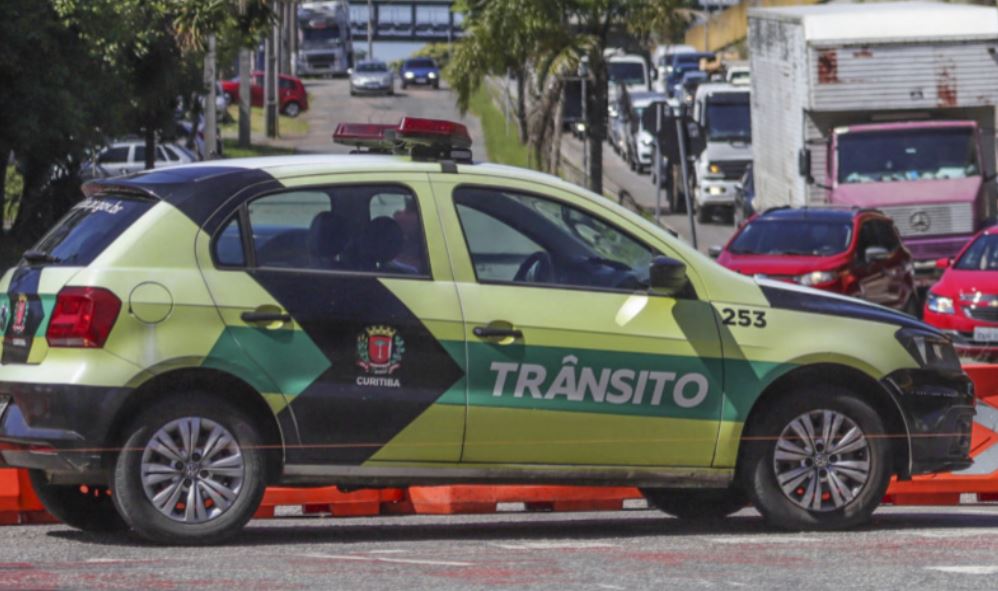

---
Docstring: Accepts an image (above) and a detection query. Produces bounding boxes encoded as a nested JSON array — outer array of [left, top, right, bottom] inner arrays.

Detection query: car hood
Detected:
[[933, 268, 998, 298], [833, 177, 981, 207], [720, 253, 847, 278], [756, 277, 935, 333]]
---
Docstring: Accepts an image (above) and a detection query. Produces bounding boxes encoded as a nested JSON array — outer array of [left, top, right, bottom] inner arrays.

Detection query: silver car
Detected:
[[350, 61, 394, 96]]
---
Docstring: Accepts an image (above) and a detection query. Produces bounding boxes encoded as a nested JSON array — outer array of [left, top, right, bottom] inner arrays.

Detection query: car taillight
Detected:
[[46, 287, 121, 348]]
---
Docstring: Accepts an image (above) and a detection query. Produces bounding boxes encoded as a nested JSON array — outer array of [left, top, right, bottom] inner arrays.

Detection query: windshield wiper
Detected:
[[22, 250, 61, 264]]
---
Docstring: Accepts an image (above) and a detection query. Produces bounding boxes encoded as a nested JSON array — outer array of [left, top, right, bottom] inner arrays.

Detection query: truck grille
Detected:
[[879, 203, 974, 237], [307, 55, 337, 68], [714, 160, 750, 181]]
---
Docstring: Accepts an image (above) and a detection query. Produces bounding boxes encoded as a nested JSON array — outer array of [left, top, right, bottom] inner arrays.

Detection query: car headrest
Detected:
[[307, 211, 351, 263], [356, 216, 404, 267]]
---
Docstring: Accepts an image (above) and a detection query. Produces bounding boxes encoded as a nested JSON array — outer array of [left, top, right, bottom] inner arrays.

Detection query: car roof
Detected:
[[755, 207, 866, 222]]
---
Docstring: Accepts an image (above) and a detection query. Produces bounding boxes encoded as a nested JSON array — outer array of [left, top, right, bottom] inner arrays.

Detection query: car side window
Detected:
[[97, 147, 130, 164], [216, 217, 246, 267], [872, 220, 900, 252], [225, 185, 428, 276], [453, 186, 656, 292]]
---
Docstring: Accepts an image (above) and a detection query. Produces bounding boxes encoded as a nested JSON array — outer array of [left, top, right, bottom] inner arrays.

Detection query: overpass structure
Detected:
[[346, 0, 463, 42]]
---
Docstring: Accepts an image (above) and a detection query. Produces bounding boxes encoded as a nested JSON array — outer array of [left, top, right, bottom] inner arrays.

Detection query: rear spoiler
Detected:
[[81, 179, 161, 201]]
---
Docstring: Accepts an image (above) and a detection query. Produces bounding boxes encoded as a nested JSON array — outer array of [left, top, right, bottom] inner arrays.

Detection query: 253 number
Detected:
[[720, 308, 767, 328]]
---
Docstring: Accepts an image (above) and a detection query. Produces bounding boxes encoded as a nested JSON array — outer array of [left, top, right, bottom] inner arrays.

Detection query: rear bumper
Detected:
[[0, 381, 131, 480], [881, 368, 975, 476]]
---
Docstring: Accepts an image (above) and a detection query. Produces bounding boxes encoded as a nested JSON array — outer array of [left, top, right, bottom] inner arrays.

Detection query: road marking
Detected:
[[597, 585, 625, 590], [304, 553, 472, 567], [708, 536, 820, 544], [910, 530, 997, 538], [367, 550, 407, 554], [927, 566, 998, 575], [491, 542, 618, 550]]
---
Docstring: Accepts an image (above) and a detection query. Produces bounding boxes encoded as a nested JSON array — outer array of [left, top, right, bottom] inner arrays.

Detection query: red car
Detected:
[[714, 207, 917, 313], [924, 226, 998, 358], [221, 72, 309, 117]]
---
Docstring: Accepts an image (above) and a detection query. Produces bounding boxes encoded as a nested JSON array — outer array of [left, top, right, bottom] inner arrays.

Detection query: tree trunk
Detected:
[[586, 54, 608, 195], [144, 125, 156, 170], [515, 69, 528, 145], [204, 34, 218, 160]]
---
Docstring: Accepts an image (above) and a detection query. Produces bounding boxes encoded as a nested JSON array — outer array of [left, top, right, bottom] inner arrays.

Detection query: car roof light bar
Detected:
[[332, 117, 473, 162]]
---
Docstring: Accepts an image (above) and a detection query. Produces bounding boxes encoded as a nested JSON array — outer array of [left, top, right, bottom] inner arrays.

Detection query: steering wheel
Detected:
[[513, 251, 555, 283]]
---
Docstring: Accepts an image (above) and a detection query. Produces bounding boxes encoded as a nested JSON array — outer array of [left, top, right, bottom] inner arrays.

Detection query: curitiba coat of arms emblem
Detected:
[[356, 325, 405, 376]]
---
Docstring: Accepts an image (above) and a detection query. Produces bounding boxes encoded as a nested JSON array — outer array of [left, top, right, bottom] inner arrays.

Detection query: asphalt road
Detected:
[[9, 506, 998, 590]]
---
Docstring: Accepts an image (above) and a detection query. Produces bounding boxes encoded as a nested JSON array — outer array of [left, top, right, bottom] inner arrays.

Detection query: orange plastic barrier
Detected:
[[405, 485, 644, 514], [0, 469, 56, 525], [885, 363, 998, 505], [254, 486, 406, 518]]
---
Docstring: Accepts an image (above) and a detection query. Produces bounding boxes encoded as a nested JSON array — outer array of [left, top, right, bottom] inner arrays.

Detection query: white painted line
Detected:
[[491, 542, 618, 550], [367, 550, 407, 554], [623, 499, 649, 510], [709, 536, 820, 544], [910, 530, 996, 538], [597, 585, 625, 590], [927, 566, 998, 575], [305, 553, 472, 567]]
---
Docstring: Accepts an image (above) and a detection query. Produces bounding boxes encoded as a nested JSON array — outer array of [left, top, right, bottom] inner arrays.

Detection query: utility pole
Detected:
[[204, 33, 218, 160], [367, 0, 374, 60]]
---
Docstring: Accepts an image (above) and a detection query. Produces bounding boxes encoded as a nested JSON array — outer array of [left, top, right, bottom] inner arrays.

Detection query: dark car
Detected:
[[714, 207, 918, 314], [399, 58, 441, 89]]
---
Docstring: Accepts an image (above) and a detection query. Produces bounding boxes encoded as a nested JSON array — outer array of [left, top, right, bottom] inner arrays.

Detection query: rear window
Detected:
[[28, 196, 154, 266], [729, 219, 853, 256]]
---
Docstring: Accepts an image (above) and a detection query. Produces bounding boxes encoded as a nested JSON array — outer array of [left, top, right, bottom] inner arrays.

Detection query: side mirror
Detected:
[[865, 246, 890, 262], [935, 257, 951, 270], [708, 245, 723, 259], [649, 256, 689, 296]]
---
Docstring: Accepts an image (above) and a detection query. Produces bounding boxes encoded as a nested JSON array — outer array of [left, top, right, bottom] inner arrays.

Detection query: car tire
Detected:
[[642, 487, 747, 521], [283, 102, 301, 118], [740, 384, 892, 531], [28, 470, 128, 532], [112, 393, 267, 545]]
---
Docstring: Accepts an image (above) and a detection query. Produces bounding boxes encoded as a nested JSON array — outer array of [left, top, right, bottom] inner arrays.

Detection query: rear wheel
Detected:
[[28, 471, 127, 532], [282, 101, 301, 118], [740, 385, 892, 530], [112, 394, 267, 545], [643, 487, 747, 520]]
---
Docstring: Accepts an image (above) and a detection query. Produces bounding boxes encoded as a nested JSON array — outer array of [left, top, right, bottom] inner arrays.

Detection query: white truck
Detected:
[[297, 1, 354, 77], [688, 83, 752, 223], [749, 2, 998, 265], [608, 54, 650, 104]]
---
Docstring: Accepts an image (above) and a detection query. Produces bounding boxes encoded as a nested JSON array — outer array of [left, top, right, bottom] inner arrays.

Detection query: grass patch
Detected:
[[222, 139, 295, 158], [220, 105, 309, 137], [466, 85, 531, 169]]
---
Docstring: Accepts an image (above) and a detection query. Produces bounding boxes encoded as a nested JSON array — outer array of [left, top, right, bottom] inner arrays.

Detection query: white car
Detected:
[[87, 139, 198, 178], [350, 60, 395, 96]]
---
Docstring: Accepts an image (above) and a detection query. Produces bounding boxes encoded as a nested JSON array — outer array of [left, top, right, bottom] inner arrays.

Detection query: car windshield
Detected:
[[837, 128, 979, 184], [356, 62, 387, 72], [955, 234, 998, 271], [705, 95, 751, 141], [405, 59, 435, 69], [728, 219, 853, 256], [302, 26, 342, 45], [609, 62, 645, 86]]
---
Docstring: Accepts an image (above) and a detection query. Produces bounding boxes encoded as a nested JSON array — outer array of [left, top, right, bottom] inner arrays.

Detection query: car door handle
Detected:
[[241, 311, 291, 323], [473, 326, 523, 339]]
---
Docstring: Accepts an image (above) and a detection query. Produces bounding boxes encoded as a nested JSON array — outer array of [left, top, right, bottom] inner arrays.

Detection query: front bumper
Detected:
[[351, 82, 392, 94], [697, 179, 739, 206], [402, 74, 438, 85], [0, 381, 132, 482], [882, 368, 975, 476]]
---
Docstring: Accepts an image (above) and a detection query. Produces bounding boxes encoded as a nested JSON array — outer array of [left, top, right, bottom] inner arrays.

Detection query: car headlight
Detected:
[[428, 72, 437, 78], [896, 327, 961, 370], [927, 292, 954, 315], [404, 71, 415, 79], [796, 270, 838, 286], [640, 135, 654, 146]]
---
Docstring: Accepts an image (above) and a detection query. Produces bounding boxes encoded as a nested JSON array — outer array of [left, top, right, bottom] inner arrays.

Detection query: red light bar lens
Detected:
[[397, 117, 471, 149], [332, 123, 395, 145]]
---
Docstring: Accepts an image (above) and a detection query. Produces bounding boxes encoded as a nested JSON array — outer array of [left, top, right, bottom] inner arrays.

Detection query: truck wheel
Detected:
[[28, 471, 127, 532], [642, 487, 747, 520], [740, 384, 892, 531], [112, 394, 267, 545], [697, 204, 712, 224]]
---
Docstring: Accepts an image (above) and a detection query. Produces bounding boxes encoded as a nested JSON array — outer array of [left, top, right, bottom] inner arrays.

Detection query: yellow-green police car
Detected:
[[0, 118, 975, 544]]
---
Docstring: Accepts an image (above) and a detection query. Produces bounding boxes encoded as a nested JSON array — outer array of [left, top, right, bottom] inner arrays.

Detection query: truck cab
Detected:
[[689, 83, 752, 223], [828, 120, 988, 271], [297, 2, 354, 77], [608, 54, 650, 104]]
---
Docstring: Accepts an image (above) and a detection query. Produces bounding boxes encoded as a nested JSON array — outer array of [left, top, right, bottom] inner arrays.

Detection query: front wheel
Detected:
[[112, 394, 267, 545], [282, 101, 301, 117], [28, 471, 127, 532], [643, 487, 747, 521], [740, 385, 892, 530]]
